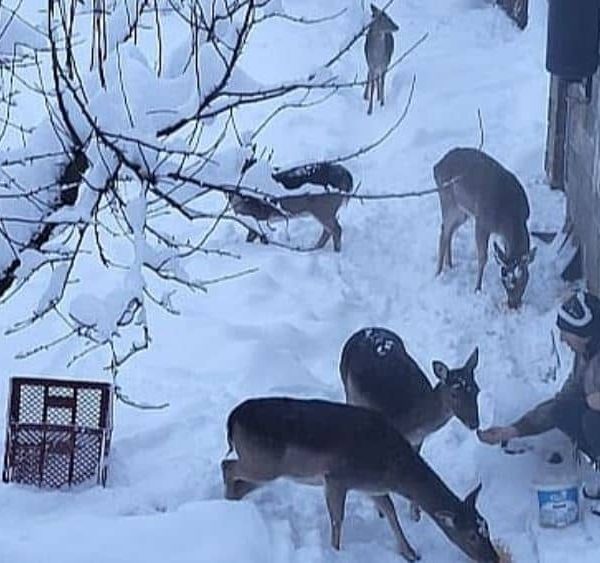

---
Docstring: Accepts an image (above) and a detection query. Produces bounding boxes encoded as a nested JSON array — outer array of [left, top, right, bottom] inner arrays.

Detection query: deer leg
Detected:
[[330, 219, 342, 252], [380, 73, 386, 106], [246, 229, 267, 244], [315, 229, 332, 250], [437, 211, 467, 274], [367, 79, 375, 115], [222, 459, 260, 500], [372, 495, 420, 562], [409, 443, 423, 522], [324, 478, 348, 550], [436, 225, 449, 275], [227, 478, 260, 500], [314, 213, 342, 252], [222, 457, 278, 500], [474, 223, 490, 292], [436, 223, 456, 274], [445, 217, 466, 268], [364, 73, 371, 100]]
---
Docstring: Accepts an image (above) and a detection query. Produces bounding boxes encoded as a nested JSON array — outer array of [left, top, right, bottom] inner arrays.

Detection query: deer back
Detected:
[[228, 193, 283, 221], [226, 397, 413, 482], [340, 327, 432, 418], [434, 147, 530, 257], [277, 191, 346, 218], [340, 327, 480, 446], [272, 162, 353, 192]]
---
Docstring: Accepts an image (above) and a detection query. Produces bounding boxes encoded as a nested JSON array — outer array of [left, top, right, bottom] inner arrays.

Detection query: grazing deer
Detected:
[[340, 326, 480, 521], [434, 147, 536, 309], [364, 4, 399, 114], [229, 162, 353, 252], [222, 397, 499, 563]]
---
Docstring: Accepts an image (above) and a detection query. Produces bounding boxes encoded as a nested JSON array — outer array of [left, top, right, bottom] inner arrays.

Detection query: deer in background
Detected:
[[434, 147, 536, 309], [228, 162, 353, 252], [222, 397, 499, 563], [340, 326, 480, 520], [364, 4, 399, 114]]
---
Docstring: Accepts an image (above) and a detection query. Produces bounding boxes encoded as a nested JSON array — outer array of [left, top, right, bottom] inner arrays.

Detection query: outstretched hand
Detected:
[[477, 426, 519, 445]]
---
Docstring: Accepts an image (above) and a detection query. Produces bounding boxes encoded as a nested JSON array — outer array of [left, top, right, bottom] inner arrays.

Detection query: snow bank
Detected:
[[0, 500, 276, 563]]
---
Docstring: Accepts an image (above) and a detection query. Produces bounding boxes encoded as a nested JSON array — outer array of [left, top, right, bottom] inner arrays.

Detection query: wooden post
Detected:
[[545, 74, 569, 190]]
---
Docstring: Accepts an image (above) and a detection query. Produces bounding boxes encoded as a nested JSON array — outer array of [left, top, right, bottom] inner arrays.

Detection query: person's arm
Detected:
[[584, 356, 600, 411], [478, 399, 556, 445], [512, 399, 557, 436]]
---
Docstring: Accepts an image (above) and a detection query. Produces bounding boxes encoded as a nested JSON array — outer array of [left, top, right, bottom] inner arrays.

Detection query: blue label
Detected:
[[538, 487, 578, 505], [537, 486, 579, 527]]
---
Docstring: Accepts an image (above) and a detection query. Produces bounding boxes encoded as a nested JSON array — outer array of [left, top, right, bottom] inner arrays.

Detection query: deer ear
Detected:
[[371, 3, 379, 15], [432, 361, 449, 382], [434, 510, 457, 530], [464, 483, 483, 509], [493, 242, 507, 265], [465, 347, 479, 372]]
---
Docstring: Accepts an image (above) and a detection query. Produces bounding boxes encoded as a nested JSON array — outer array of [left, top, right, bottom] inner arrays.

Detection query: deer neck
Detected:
[[394, 450, 462, 517], [504, 222, 530, 259], [396, 384, 453, 446]]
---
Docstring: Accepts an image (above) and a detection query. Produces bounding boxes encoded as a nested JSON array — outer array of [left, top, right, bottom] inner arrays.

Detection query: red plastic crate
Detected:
[[2, 376, 113, 488]]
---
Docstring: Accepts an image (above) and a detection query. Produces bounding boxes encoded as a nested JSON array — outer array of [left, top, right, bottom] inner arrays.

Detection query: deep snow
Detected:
[[0, 0, 598, 561]]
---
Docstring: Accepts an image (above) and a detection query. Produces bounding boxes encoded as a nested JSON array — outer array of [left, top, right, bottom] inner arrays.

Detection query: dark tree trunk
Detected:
[[0, 150, 88, 299]]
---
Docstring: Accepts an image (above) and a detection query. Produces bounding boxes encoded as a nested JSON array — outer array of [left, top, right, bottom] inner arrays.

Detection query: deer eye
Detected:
[[500, 266, 508, 277]]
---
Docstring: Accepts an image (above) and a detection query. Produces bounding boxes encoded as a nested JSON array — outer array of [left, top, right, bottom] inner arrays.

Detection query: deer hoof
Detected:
[[399, 544, 420, 562]]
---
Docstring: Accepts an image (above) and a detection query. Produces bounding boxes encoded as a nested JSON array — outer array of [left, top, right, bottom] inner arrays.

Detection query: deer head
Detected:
[[370, 4, 399, 33], [434, 484, 498, 563], [432, 347, 480, 430], [493, 242, 537, 309]]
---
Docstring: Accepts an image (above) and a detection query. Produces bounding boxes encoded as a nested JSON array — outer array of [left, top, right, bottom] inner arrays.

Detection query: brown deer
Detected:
[[434, 147, 536, 309], [340, 326, 480, 520], [222, 397, 499, 563], [229, 162, 353, 252], [364, 4, 399, 114]]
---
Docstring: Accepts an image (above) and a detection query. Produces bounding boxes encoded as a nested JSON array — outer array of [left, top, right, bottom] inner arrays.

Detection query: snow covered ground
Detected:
[[1, 0, 598, 561]]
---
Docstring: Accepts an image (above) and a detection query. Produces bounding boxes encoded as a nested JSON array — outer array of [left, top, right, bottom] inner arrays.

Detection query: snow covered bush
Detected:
[[0, 0, 372, 372]]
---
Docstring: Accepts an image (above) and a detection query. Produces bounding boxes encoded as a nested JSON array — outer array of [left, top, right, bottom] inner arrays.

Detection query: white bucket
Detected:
[[535, 481, 580, 528]]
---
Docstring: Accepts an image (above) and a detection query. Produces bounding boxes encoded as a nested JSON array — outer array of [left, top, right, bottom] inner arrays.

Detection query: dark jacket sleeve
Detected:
[[583, 354, 600, 399], [513, 399, 557, 437], [513, 356, 583, 437]]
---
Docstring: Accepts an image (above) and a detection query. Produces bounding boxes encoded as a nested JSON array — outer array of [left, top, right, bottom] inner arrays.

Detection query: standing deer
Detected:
[[434, 147, 536, 309], [340, 327, 480, 448], [222, 397, 499, 563], [364, 4, 399, 114], [340, 326, 480, 521], [229, 162, 353, 252]]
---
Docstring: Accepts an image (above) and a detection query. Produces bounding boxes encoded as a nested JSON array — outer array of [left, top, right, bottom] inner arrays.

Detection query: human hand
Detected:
[[477, 426, 519, 445]]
